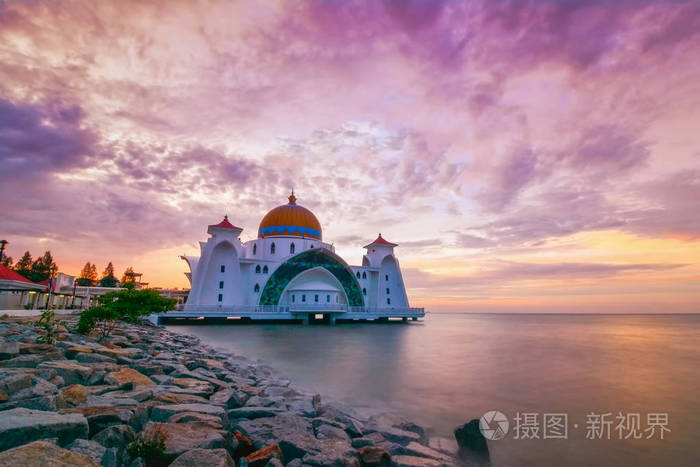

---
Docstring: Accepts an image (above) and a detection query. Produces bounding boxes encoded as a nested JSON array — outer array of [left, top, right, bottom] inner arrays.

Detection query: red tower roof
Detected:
[[364, 233, 398, 249], [209, 215, 241, 230], [0, 264, 35, 284]]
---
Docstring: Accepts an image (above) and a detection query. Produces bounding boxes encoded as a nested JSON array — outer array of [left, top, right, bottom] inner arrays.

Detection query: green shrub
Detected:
[[77, 306, 120, 340], [126, 429, 167, 467]]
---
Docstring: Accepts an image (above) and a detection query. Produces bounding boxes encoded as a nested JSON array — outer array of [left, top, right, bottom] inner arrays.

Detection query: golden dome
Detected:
[[258, 192, 322, 240]]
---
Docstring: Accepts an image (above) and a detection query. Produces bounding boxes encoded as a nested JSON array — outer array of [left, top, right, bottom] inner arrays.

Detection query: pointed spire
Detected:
[[288, 190, 297, 205]]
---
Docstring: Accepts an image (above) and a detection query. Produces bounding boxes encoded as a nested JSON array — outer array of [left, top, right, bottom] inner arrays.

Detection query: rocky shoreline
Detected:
[[0, 315, 470, 466]]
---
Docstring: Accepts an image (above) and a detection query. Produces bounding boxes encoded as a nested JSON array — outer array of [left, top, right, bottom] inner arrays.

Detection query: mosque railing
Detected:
[[173, 304, 425, 315]]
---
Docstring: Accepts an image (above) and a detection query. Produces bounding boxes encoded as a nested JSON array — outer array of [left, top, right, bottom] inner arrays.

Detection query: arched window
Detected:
[[253, 244, 257, 255], [255, 265, 261, 274], [302, 294, 306, 302], [386, 288, 390, 294], [385, 274, 389, 281], [326, 294, 330, 302], [362, 272, 367, 279], [219, 281, 224, 289], [220, 265, 225, 273], [271, 242, 276, 254], [314, 294, 319, 302], [262, 265, 268, 274], [387, 297, 391, 305], [356, 271, 361, 279], [218, 294, 223, 302], [254, 284, 260, 293], [290, 243, 295, 254], [362, 288, 366, 295], [292, 294, 295, 303]]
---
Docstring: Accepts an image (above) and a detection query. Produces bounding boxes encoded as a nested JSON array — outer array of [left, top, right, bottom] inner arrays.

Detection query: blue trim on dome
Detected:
[[258, 225, 322, 238]]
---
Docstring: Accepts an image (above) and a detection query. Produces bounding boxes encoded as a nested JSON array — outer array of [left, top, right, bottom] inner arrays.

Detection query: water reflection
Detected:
[[169, 314, 700, 466]]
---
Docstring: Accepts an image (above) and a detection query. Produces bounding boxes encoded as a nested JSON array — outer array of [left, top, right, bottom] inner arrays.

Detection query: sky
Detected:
[[1, 0, 699, 312]]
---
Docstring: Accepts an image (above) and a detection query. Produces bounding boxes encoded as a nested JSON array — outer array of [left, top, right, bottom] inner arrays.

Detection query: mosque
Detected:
[[176, 193, 423, 324]]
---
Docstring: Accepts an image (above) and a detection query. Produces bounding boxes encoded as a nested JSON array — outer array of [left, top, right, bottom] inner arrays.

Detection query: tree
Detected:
[[77, 261, 98, 286], [29, 251, 57, 283], [14, 251, 33, 279], [1, 255, 13, 268], [98, 261, 118, 287], [77, 284, 176, 339], [121, 266, 135, 285]]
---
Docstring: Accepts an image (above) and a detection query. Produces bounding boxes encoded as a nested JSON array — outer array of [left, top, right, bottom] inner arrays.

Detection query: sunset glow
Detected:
[[1, 0, 699, 312]]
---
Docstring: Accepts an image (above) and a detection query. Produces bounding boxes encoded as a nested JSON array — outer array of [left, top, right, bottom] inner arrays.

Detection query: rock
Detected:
[[104, 368, 155, 387], [151, 403, 227, 424], [76, 352, 117, 364], [391, 455, 441, 467], [37, 361, 93, 385], [170, 448, 235, 467], [235, 414, 320, 462], [61, 384, 89, 406], [351, 437, 374, 448], [0, 341, 20, 359], [65, 345, 94, 359], [19, 343, 54, 354], [2, 354, 48, 368], [0, 371, 32, 393], [153, 391, 209, 405], [210, 388, 248, 408], [92, 424, 136, 448], [358, 446, 391, 467], [427, 437, 458, 456], [60, 405, 141, 437], [245, 444, 283, 467], [315, 423, 351, 441], [0, 390, 7, 402], [0, 394, 61, 411], [0, 440, 101, 466], [403, 442, 453, 462], [137, 422, 232, 462], [103, 387, 154, 402], [171, 377, 216, 396], [380, 427, 421, 446], [228, 406, 285, 420], [0, 408, 89, 450], [233, 430, 257, 459], [67, 438, 107, 464], [454, 419, 489, 455], [169, 411, 224, 428]]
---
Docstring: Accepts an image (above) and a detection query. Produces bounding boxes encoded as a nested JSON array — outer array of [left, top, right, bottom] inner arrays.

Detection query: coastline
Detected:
[[0, 314, 464, 466]]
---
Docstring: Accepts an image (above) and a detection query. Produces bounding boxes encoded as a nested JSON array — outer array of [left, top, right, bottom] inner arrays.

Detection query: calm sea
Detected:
[[167, 313, 700, 466]]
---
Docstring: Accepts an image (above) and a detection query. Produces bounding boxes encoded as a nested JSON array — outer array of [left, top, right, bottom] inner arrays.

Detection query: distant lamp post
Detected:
[[0, 240, 7, 262], [46, 265, 57, 310]]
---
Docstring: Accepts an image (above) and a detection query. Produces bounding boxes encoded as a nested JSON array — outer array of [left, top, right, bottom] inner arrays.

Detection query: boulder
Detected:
[[234, 413, 320, 462], [0, 394, 61, 411], [454, 419, 489, 455], [170, 448, 235, 467], [104, 368, 155, 387], [228, 406, 285, 420], [0, 408, 89, 450], [168, 411, 224, 429], [92, 424, 136, 448], [0, 390, 7, 402], [37, 361, 93, 385], [0, 371, 32, 394], [391, 455, 441, 467], [0, 341, 20, 360], [210, 388, 248, 408], [403, 442, 453, 462], [351, 437, 374, 448], [61, 384, 89, 406], [60, 405, 142, 437], [380, 427, 421, 446], [357, 446, 391, 467], [76, 352, 117, 364], [137, 422, 231, 462], [315, 423, 351, 441], [245, 444, 283, 467], [151, 403, 227, 424], [153, 391, 209, 405], [427, 437, 458, 456], [66, 438, 107, 464], [171, 377, 216, 396], [65, 346, 94, 359], [0, 440, 101, 467]]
